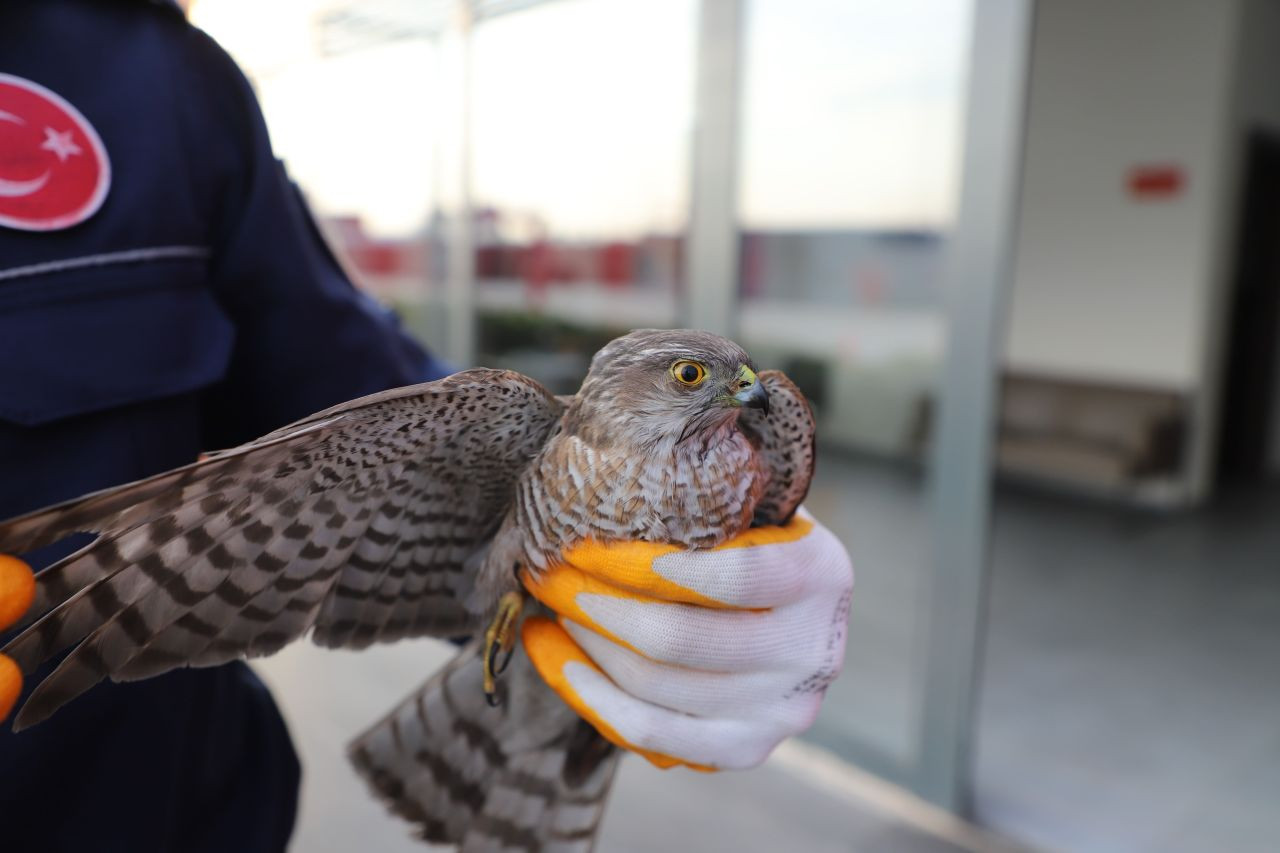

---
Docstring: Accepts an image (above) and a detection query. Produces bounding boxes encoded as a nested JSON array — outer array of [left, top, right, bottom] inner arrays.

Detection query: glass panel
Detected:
[[736, 0, 973, 771], [470, 0, 696, 390], [191, 0, 447, 345]]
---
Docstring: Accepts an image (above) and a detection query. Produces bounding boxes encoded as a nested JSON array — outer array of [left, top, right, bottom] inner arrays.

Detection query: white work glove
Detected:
[[520, 508, 854, 771]]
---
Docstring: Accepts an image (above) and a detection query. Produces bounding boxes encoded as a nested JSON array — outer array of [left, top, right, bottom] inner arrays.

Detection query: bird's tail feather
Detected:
[[349, 640, 619, 852]]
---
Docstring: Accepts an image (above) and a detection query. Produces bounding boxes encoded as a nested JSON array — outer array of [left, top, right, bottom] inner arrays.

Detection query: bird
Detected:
[[0, 328, 816, 850]]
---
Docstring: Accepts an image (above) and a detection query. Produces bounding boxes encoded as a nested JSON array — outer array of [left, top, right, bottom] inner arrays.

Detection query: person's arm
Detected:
[[186, 30, 449, 446]]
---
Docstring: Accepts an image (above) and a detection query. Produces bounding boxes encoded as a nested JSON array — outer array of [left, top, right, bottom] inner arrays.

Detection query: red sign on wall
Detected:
[[1127, 164, 1184, 200]]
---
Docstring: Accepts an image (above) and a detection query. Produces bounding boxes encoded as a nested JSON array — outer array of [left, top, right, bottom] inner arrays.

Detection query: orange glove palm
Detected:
[[0, 555, 35, 722]]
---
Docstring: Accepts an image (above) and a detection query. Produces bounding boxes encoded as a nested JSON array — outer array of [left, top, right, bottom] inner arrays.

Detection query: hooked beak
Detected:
[[732, 366, 770, 415]]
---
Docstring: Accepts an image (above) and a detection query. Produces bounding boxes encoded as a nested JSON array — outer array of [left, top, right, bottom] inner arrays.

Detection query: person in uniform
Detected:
[[1, 1, 448, 850]]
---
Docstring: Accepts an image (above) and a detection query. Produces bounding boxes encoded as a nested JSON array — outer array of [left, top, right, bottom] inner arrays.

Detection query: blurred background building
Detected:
[[189, 0, 1280, 850]]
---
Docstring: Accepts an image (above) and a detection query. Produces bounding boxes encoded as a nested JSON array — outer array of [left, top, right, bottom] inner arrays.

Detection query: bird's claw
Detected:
[[482, 591, 524, 706], [494, 641, 515, 677]]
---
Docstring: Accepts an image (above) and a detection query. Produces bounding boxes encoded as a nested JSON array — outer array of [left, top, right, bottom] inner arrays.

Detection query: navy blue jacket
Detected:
[[0, 1, 449, 849]]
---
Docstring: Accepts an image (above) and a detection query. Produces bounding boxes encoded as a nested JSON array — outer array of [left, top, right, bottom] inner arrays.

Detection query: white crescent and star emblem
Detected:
[[41, 127, 83, 163], [0, 73, 110, 230], [0, 110, 52, 198]]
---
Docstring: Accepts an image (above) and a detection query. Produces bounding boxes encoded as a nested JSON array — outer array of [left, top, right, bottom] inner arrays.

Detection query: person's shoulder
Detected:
[[68, 1, 255, 104], [155, 9, 255, 97], [126, 4, 265, 146]]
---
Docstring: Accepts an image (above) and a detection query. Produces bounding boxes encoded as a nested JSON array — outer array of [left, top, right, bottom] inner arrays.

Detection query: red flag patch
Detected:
[[0, 73, 111, 231]]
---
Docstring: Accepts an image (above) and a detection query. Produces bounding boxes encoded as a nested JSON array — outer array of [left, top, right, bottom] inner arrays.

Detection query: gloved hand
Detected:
[[0, 555, 35, 722], [521, 509, 854, 771]]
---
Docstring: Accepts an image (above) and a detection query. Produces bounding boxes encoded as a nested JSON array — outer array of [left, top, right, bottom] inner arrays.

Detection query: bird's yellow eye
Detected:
[[671, 360, 707, 386]]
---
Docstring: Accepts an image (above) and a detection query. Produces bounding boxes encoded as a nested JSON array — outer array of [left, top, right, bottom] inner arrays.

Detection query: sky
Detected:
[[191, 0, 972, 239]]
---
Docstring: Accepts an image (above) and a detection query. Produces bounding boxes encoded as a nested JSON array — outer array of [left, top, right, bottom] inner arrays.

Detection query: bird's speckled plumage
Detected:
[[482, 331, 771, 599], [0, 329, 817, 851]]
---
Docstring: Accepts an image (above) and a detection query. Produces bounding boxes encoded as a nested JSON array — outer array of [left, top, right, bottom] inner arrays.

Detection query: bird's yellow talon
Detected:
[[482, 591, 524, 705]]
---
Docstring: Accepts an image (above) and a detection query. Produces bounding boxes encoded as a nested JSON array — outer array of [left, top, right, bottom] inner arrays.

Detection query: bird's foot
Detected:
[[482, 591, 524, 707]]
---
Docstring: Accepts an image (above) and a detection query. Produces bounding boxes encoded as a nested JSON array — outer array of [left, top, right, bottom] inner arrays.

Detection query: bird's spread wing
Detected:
[[739, 370, 817, 526], [2, 369, 565, 730]]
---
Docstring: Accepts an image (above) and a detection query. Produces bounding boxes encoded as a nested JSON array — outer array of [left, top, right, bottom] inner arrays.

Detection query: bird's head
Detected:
[[567, 329, 769, 449]]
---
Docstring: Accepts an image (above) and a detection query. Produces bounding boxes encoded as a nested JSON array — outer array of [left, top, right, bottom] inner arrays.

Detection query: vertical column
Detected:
[[684, 0, 744, 336], [440, 0, 476, 367], [917, 0, 1035, 813]]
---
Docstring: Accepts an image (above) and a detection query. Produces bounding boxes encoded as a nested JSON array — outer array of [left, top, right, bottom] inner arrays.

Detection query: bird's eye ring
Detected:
[[671, 360, 707, 386]]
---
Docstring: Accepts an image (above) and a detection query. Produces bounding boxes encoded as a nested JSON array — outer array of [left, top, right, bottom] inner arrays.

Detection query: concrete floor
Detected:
[[254, 639, 997, 852]]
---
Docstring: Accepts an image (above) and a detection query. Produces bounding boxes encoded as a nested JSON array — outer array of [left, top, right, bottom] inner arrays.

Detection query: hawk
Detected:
[[1, 328, 817, 850]]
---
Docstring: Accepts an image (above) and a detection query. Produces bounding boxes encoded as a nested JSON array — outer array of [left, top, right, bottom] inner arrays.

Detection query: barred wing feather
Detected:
[[1, 369, 564, 730]]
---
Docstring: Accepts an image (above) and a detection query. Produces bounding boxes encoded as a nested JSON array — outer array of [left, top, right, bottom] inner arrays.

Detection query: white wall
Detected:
[[1003, 0, 1244, 498]]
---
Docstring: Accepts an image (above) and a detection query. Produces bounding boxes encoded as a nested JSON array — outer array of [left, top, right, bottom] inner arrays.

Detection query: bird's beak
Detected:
[[733, 366, 770, 415]]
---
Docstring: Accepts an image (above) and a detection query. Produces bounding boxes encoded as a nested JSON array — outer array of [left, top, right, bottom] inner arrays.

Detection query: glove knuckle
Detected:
[[647, 629, 693, 665], [781, 696, 823, 735]]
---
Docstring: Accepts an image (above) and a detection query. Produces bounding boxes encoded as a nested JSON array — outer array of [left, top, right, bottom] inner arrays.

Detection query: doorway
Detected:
[[1217, 128, 1280, 484]]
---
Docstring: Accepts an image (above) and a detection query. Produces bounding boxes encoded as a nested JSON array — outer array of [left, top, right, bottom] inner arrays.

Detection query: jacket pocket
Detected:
[[0, 252, 234, 426]]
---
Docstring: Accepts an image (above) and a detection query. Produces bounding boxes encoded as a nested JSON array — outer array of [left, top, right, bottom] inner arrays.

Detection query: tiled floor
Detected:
[[976, 481, 1280, 853], [799, 454, 1280, 853]]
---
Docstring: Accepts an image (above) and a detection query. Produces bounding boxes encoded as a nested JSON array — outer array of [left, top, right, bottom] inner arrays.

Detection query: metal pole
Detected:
[[442, 0, 476, 367], [917, 0, 1035, 813], [684, 0, 743, 336]]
